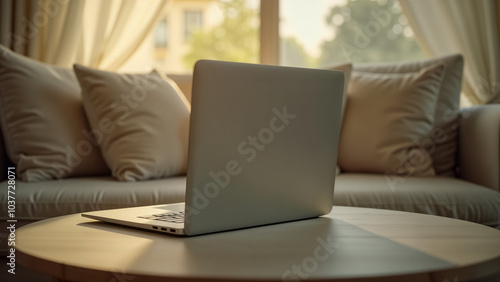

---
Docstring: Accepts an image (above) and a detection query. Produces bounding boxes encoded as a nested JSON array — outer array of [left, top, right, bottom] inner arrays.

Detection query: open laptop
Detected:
[[82, 60, 344, 236]]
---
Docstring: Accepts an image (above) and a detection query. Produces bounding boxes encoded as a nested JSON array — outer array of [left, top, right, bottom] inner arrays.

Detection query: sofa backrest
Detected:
[[0, 74, 194, 183], [167, 74, 193, 103]]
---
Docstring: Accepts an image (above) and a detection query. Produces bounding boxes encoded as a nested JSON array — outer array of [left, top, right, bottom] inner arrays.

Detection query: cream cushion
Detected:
[[333, 174, 500, 228], [1, 176, 186, 220], [0, 45, 109, 181], [325, 63, 352, 175], [354, 54, 464, 176], [74, 65, 190, 181], [167, 74, 193, 102], [1, 174, 498, 228], [338, 64, 446, 176]]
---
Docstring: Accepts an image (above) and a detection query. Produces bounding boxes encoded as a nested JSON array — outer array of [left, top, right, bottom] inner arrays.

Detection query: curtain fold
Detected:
[[400, 0, 500, 105], [0, 0, 169, 71]]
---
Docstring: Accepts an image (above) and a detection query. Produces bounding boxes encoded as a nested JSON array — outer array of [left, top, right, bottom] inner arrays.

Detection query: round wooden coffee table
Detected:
[[16, 206, 500, 282]]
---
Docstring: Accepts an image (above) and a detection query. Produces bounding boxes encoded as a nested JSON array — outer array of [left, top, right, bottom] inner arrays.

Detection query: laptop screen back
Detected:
[[185, 60, 344, 236]]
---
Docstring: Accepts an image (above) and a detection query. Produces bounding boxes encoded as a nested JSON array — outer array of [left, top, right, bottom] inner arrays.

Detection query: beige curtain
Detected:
[[0, 0, 168, 71], [400, 0, 500, 105]]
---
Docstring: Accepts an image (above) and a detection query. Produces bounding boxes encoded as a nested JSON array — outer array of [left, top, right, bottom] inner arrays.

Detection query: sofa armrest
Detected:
[[458, 104, 500, 191]]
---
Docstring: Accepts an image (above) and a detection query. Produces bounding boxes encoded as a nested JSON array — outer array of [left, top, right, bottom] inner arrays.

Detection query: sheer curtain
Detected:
[[399, 0, 500, 105], [0, 0, 169, 71]]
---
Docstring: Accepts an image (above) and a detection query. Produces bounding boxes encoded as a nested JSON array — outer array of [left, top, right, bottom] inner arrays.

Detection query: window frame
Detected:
[[260, 0, 279, 65], [158, 0, 420, 73]]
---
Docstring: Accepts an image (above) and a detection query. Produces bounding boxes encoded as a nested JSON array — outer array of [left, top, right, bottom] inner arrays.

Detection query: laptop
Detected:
[[82, 60, 344, 236]]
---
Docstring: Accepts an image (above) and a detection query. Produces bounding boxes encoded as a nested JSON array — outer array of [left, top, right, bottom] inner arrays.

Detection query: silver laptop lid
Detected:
[[185, 60, 344, 236]]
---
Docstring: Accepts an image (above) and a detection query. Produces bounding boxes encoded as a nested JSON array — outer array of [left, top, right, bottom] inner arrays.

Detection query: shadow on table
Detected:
[[80, 215, 456, 281]]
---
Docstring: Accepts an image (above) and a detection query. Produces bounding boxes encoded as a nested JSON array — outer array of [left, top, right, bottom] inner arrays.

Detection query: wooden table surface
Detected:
[[16, 206, 500, 282]]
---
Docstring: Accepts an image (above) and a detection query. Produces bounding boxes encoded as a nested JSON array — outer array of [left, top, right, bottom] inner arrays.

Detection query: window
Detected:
[[159, 0, 259, 73], [156, 18, 168, 48], [155, 18, 168, 59], [185, 11, 203, 41], [279, 0, 425, 68], [122, 0, 423, 73]]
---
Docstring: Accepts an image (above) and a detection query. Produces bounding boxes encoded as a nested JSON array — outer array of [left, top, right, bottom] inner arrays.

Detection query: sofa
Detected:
[[1, 46, 500, 254]]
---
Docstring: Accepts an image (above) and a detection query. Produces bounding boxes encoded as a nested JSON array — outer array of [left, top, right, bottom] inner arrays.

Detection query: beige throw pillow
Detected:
[[338, 64, 446, 176], [74, 64, 190, 181], [353, 54, 463, 176], [0, 45, 109, 182], [325, 63, 352, 176]]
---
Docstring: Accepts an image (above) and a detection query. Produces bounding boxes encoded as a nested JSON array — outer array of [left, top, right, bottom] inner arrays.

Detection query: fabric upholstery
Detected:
[[74, 64, 190, 181], [338, 64, 445, 176], [0, 173, 498, 229], [168, 74, 193, 102], [0, 177, 186, 220], [333, 173, 500, 228], [0, 0, 168, 71], [0, 45, 109, 182], [400, 0, 500, 104], [354, 54, 464, 177], [459, 105, 500, 192]]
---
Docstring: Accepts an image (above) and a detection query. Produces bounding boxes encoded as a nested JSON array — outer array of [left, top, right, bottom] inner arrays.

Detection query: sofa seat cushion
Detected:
[[334, 173, 500, 228], [1, 174, 498, 227], [0, 177, 186, 220]]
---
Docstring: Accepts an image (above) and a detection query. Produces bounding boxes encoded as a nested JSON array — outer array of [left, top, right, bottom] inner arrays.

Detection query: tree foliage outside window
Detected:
[[280, 36, 316, 68], [319, 0, 425, 66], [183, 0, 424, 70], [183, 0, 259, 69]]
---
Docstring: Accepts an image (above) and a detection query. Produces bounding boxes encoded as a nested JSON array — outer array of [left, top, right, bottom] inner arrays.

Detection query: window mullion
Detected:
[[260, 0, 279, 65]]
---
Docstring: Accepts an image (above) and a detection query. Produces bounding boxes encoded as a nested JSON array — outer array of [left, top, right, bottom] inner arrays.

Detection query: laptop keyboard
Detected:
[[138, 211, 185, 223]]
